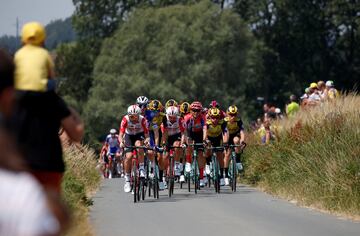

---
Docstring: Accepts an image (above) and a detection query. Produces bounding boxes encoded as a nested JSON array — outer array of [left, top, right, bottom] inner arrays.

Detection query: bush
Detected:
[[243, 95, 360, 217], [62, 145, 100, 236]]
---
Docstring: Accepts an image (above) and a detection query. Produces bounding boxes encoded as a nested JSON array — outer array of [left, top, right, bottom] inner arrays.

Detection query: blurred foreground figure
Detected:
[[0, 49, 61, 236]]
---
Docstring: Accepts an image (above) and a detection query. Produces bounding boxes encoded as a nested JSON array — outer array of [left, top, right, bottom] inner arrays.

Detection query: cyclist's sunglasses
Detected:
[[191, 109, 201, 112], [228, 113, 236, 117], [129, 114, 138, 119]]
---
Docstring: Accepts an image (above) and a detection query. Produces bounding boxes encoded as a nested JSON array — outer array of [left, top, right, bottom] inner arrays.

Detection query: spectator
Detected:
[[286, 95, 300, 117], [0, 49, 62, 236], [308, 82, 321, 105], [13, 23, 85, 194], [317, 81, 326, 100], [325, 80, 339, 100]]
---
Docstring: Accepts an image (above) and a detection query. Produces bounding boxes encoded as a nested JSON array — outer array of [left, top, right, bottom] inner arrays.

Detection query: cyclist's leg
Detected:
[[123, 134, 134, 192]]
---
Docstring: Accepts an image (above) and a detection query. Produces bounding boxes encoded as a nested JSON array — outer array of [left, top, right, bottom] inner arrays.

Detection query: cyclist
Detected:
[[184, 101, 207, 187], [204, 107, 229, 186], [224, 105, 245, 184], [161, 106, 186, 181], [207, 100, 226, 119], [165, 99, 178, 109], [119, 105, 149, 193], [179, 102, 190, 118], [145, 100, 168, 190], [98, 142, 108, 178], [104, 129, 120, 179], [136, 95, 149, 115]]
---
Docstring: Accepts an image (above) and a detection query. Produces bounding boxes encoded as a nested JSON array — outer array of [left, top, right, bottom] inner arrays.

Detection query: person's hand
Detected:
[[223, 142, 229, 149]]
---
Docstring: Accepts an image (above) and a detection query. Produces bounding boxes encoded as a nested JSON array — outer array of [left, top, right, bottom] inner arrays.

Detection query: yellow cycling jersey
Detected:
[[224, 117, 244, 135], [206, 119, 227, 138], [147, 112, 166, 130]]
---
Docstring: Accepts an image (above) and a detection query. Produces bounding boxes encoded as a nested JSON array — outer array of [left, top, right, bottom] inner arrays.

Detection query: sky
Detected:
[[0, 0, 75, 36]]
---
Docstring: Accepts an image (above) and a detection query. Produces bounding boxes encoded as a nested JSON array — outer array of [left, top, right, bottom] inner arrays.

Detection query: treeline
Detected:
[[4, 0, 359, 146], [0, 17, 76, 54]]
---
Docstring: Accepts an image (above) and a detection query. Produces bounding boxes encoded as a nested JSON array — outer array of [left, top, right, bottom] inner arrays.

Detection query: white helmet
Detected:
[[136, 96, 149, 106], [166, 106, 179, 118], [127, 105, 141, 115], [110, 128, 117, 134]]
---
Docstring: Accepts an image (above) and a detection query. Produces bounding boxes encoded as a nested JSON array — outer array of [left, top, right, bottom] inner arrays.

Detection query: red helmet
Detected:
[[190, 101, 203, 111], [209, 100, 220, 108]]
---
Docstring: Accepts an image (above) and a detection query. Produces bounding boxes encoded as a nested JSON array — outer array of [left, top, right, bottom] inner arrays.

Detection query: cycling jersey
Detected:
[[120, 115, 148, 135], [184, 113, 205, 133], [224, 117, 244, 135], [105, 134, 120, 154], [206, 119, 227, 138], [161, 117, 185, 136], [145, 110, 167, 130]]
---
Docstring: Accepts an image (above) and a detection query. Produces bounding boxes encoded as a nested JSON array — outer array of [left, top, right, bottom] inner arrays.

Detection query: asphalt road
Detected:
[[90, 178, 360, 236]]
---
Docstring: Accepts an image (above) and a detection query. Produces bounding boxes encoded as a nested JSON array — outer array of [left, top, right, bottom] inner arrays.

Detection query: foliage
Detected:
[[84, 0, 257, 143], [62, 145, 100, 236], [45, 18, 76, 49], [55, 40, 97, 112], [243, 95, 360, 217], [233, 0, 360, 105]]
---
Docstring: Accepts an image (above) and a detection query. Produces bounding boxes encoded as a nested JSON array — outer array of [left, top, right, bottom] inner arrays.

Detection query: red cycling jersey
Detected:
[[184, 113, 205, 133], [161, 117, 186, 136], [120, 115, 149, 135]]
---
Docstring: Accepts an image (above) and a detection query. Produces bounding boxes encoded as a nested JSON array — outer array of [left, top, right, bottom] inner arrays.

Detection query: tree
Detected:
[[233, 0, 360, 105], [84, 0, 257, 142]]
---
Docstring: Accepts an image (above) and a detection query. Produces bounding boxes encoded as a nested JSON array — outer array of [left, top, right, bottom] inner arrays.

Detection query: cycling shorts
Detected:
[[229, 133, 240, 145], [124, 132, 145, 153], [208, 135, 222, 149], [167, 133, 181, 146], [149, 130, 162, 148]]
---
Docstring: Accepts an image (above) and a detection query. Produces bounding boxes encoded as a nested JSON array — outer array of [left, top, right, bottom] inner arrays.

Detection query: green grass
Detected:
[[242, 95, 360, 218], [62, 144, 101, 236]]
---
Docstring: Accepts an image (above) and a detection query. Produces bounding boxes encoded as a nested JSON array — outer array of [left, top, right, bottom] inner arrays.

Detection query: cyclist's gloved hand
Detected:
[[181, 143, 187, 148], [120, 142, 125, 148], [223, 142, 229, 149]]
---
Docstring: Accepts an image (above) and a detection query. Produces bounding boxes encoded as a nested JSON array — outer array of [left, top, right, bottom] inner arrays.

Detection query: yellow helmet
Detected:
[[179, 102, 190, 114], [21, 22, 46, 46], [227, 105, 238, 115], [165, 99, 178, 109], [209, 107, 220, 118], [148, 99, 163, 111], [309, 82, 318, 89]]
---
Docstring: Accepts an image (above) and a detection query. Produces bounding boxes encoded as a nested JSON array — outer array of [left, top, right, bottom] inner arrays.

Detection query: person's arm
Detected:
[[61, 107, 84, 143], [47, 53, 55, 79]]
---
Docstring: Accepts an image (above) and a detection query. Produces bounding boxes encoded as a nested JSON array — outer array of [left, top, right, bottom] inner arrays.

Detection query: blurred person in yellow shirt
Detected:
[[14, 22, 55, 92]]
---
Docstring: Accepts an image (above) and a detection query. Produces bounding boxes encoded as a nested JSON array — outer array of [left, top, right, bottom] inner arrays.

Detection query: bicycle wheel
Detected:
[[232, 158, 237, 192], [132, 165, 137, 203], [168, 157, 173, 197], [194, 159, 199, 194], [141, 179, 145, 200]]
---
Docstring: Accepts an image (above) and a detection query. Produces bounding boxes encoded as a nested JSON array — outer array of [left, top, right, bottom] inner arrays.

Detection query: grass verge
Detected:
[[242, 94, 360, 219], [62, 144, 101, 235]]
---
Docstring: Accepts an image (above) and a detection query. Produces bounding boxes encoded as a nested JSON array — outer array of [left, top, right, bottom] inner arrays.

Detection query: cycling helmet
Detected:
[[165, 99, 178, 109], [227, 105, 238, 115], [110, 129, 117, 134], [136, 96, 149, 106], [190, 101, 203, 111], [180, 102, 190, 114], [166, 106, 179, 118], [148, 100, 163, 111], [209, 107, 221, 118], [127, 104, 141, 115], [21, 22, 46, 46], [209, 100, 220, 108], [325, 80, 334, 87]]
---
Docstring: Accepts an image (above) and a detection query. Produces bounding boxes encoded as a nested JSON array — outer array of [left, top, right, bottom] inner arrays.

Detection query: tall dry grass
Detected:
[[62, 144, 101, 236], [243, 94, 360, 218]]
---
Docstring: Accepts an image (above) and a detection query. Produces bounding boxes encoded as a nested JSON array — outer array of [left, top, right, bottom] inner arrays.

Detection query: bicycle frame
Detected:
[[207, 146, 224, 193]]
